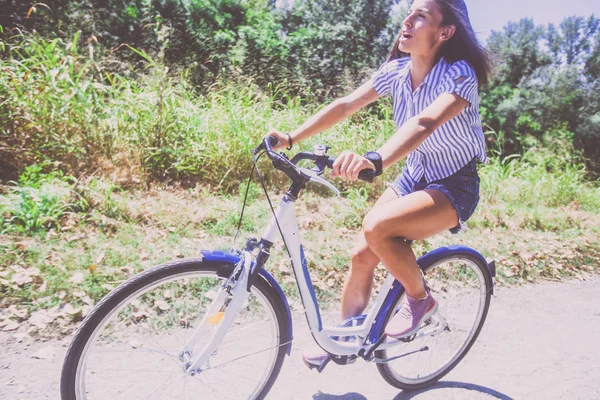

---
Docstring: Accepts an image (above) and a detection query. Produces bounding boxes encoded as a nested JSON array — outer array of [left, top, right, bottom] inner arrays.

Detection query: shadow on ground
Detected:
[[313, 393, 367, 400], [312, 381, 513, 400], [394, 381, 513, 399]]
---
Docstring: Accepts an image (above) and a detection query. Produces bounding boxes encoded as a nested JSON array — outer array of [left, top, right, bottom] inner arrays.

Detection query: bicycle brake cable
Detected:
[[251, 151, 293, 259], [233, 152, 262, 247]]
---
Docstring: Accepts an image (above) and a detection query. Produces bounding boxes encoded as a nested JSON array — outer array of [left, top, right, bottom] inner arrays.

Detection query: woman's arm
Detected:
[[378, 93, 469, 169], [268, 80, 380, 150], [331, 92, 469, 181]]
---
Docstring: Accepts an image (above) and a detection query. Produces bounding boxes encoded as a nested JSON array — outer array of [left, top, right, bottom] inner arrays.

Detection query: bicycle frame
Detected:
[[261, 193, 407, 357]]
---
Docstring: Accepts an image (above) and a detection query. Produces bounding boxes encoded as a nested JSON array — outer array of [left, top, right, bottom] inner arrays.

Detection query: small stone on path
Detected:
[[2, 322, 19, 332], [32, 346, 56, 360]]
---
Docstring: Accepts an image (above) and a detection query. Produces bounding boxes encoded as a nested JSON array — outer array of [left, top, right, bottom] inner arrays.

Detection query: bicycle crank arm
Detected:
[[372, 346, 430, 363], [362, 314, 449, 360], [379, 315, 449, 348]]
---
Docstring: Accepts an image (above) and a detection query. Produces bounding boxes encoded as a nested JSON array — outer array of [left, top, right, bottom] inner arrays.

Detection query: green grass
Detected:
[[480, 150, 600, 213], [0, 175, 598, 338], [0, 164, 89, 235]]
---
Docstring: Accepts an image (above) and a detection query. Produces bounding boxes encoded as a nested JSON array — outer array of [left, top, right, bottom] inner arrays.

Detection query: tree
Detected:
[[575, 78, 600, 175], [585, 31, 600, 80], [546, 23, 562, 60], [558, 15, 599, 65], [279, 0, 397, 95], [546, 15, 599, 65], [487, 18, 550, 87], [482, 19, 550, 154]]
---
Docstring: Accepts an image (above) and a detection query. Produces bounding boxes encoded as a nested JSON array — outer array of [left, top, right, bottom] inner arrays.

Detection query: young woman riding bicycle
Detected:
[[266, 0, 493, 368]]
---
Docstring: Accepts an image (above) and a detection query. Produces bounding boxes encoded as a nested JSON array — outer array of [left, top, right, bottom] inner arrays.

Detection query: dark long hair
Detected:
[[387, 0, 492, 86]]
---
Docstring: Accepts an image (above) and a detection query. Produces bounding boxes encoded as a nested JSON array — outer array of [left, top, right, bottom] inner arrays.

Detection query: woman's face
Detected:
[[399, 0, 450, 56]]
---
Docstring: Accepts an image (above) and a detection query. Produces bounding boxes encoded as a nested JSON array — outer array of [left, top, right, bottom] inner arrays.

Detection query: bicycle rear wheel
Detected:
[[60, 258, 291, 400], [376, 254, 493, 390]]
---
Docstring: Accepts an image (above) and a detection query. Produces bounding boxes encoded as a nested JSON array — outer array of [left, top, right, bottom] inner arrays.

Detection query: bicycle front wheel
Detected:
[[376, 254, 493, 391], [60, 258, 291, 400]]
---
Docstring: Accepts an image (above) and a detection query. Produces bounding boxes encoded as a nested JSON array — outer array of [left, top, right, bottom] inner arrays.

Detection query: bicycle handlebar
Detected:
[[256, 136, 376, 183]]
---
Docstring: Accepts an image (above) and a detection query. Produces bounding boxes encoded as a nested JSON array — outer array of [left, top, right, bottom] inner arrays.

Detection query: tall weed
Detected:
[[0, 165, 87, 235], [480, 144, 599, 212], [1, 32, 396, 189]]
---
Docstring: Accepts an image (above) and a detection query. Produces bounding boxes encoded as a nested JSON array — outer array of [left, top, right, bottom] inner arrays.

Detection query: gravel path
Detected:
[[2, 275, 599, 400]]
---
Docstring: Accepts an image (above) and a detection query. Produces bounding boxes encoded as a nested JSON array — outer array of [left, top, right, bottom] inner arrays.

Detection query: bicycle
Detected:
[[60, 136, 495, 399]]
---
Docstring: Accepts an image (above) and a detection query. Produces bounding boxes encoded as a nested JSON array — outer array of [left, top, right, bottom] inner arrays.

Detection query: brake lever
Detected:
[[299, 168, 341, 196]]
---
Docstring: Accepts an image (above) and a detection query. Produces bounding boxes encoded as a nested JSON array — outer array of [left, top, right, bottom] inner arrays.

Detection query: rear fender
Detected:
[[367, 246, 494, 343]]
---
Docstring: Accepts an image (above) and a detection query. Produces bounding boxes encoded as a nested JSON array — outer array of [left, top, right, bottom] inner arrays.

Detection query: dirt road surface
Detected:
[[1, 275, 599, 399]]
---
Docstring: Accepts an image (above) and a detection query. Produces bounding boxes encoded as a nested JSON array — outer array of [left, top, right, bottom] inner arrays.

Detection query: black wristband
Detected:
[[286, 133, 293, 150]]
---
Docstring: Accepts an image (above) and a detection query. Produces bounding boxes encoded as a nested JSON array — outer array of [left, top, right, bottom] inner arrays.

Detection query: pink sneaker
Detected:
[[385, 291, 438, 338]]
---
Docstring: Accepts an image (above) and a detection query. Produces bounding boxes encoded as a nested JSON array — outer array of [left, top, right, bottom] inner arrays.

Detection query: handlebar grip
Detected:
[[326, 157, 376, 183], [255, 135, 280, 153], [357, 169, 376, 183]]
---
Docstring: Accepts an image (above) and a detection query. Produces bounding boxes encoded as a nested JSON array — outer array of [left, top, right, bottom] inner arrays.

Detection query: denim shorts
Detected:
[[388, 159, 480, 234]]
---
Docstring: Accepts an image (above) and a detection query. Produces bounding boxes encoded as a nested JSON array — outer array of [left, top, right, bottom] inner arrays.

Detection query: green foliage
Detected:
[[586, 31, 600, 79], [479, 143, 600, 213], [0, 31, 116, 173], [340, 187, 371, 229], [0, 165, 87, 235], [574, 79, 600, 174], [1, 0, 401, 97], [2, 4, 600, 177], [487, 65, 585, 155], [279, 0, 399, 95], [0, 30, 399, 187], [481, 17, 600, 172]]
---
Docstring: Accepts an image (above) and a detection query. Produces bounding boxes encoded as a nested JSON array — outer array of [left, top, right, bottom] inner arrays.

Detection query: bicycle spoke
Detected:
[[149, 372, 178, 400], [208, 340, 293, 371]]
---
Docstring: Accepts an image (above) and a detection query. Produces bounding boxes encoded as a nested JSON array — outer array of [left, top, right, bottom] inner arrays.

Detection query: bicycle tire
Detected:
[[376, 253, 493, 391], [60, 258, 291, 400]]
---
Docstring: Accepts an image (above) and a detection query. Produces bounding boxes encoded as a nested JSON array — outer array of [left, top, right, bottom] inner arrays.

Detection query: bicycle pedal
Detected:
[[303, 357, 330, 373]]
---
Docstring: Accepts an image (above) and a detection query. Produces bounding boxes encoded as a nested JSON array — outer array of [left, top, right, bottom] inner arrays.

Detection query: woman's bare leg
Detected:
[[362, 189, 459, 298], [340, 188, 397, 320]]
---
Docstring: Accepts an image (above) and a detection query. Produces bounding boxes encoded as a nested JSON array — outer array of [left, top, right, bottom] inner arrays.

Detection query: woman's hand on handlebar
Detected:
[[264, 129, 290, 151], [331, 151, 375, 181]]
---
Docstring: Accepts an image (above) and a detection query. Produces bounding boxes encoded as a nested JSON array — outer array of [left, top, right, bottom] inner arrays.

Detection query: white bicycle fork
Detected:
[[182, 253, 253, 373]]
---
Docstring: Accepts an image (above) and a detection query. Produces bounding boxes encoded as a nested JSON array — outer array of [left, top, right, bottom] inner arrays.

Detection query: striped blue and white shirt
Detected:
[[372, 56, 487, 182]]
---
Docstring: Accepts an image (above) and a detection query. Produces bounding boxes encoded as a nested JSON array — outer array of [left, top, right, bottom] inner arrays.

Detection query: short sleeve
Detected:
[[372, 58, 408, 97], [439, 61, 478, 105]]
